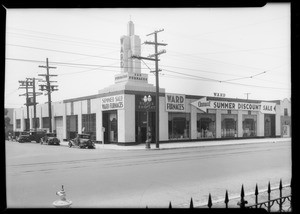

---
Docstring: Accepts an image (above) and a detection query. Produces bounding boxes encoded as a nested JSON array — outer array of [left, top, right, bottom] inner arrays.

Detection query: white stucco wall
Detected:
[[276, 104, 281, 136], [118, 94, 135, 143], [159, 96, 168, 141]]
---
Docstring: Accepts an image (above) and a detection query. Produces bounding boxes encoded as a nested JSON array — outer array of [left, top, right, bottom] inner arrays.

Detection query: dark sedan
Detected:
[[18, 134, 31, 143]]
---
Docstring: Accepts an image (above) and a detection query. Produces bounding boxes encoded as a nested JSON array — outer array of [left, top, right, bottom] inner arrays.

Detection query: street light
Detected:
[[143, 95, 152, 149]]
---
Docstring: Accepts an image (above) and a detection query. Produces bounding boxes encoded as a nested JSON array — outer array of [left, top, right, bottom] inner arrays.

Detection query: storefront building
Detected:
[[13, 21, 285, 145]]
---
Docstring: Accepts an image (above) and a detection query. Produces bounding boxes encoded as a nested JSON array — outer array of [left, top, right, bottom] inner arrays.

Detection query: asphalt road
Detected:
[[5, 140, 291, 208]]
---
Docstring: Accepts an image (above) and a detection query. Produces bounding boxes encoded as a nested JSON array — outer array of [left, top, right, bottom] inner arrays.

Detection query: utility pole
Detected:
[[19, 78, 42, 131], [18, 79, 31, 131], [132, 29, 167, 149], [28, 77, 42, 131], [245, 93, 251, 100], [38, 58, 58, 133]]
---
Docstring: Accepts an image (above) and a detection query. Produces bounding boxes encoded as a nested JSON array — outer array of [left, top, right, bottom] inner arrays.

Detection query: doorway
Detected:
[[264, 114, 275, 137], [102, 110, 118, 144], [135, 111, 155, 144]]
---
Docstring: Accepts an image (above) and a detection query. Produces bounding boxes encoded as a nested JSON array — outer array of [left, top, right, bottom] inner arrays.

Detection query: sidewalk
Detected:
[[60, 137, 291, 150]]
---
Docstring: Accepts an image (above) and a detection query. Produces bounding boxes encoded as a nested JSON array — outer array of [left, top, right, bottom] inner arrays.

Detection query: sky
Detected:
[[5, 4, 291, 109]]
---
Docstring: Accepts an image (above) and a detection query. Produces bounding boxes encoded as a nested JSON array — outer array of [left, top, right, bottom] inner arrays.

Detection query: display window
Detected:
[[24, 118, 29, 131], [221, 114, 237, 138], [82, 113, 96, 140], [32, 118, 40, 129], [16, 119, 21, 129], [242, 115, 257, 137], [42, 117, 50, 128], [67, 115, 78, 139], [168, 113, 190, 140], [197, 113, 216, 138]]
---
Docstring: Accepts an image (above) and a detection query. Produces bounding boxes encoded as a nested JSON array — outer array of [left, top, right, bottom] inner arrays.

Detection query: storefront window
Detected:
[[16, 119, 21, 129], [197, 113, 216, 138], [169, 113, 190, 140], [82, 114, 96, 140], [42, 117, 50, 128], [32, 118, 40, 129], [24, 119, 29, 131], [67, 115, 78, 139], [242, 115, 257, 137], [221, 114, 237, 138]]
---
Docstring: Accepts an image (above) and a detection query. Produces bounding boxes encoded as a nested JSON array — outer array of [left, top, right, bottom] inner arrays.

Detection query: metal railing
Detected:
[[165, 179, 292, 212]]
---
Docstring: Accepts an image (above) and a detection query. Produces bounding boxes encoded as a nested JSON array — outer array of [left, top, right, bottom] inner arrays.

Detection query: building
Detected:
[[5, 108, 14, 139], [280, 98, 291, 137], [13, 21, 287, 145]]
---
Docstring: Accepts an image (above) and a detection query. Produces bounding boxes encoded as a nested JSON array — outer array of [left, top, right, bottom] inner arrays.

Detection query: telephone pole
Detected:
[[132, 29, 167, 149], [38, 58, 58, 133], [18, 79, 31, 131], [245, 93, 251, 100], [18, 78, 42, 131]]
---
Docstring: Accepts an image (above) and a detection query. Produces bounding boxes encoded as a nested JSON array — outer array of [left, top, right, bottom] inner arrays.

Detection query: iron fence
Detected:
[[165, 179, 292, 212]]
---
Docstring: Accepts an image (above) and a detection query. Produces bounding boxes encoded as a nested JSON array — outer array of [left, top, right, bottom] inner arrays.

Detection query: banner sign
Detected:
[[191, 97, 276, 114], [101, 95, 124, 111], [166, 94, 186, 112]]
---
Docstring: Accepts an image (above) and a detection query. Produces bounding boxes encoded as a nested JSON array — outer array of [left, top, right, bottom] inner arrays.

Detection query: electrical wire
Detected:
[[6, 57, 290, 91]]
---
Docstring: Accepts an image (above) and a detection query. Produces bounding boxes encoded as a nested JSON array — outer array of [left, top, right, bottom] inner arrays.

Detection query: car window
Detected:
[[80, 135, 89, 139]]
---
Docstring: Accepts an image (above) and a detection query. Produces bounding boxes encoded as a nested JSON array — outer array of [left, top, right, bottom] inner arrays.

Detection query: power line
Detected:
[[5, 57, 151, 71], [7, 27, 120, 46], [7, 44, 120, 61], [222, 71, 267, 82], [162, 69, 290, 91], [7, 43, 287, 79], [6, 57, 289, 91]]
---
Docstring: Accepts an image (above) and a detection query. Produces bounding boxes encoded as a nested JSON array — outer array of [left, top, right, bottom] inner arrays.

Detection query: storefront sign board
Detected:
[[191, 97, 276, 114], [101, 95, 124, 111], [165, 94, 186, 112], [260, 102, 276, 114], [136, 95, 156, 111]]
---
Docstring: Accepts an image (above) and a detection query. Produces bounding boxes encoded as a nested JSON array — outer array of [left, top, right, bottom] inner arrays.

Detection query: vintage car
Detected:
[[68, 133, 95, 149], [40, 133, 60, 145], [18, 134, 31, 143], [29, 130, 47, 143]]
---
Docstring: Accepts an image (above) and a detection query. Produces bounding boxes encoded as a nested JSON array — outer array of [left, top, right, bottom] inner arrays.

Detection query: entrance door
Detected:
[[135, 111, 155, 144], [102, 111, 118, 144], [264, 114, 275, 137]]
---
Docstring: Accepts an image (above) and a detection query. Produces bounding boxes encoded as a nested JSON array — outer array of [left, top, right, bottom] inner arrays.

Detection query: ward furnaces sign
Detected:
[[101, 95, 124, 111], [166, 94, 186, 112]]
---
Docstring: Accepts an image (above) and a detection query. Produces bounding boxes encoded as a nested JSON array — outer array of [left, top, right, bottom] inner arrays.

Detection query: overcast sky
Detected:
[[5, 3, 291, 108]]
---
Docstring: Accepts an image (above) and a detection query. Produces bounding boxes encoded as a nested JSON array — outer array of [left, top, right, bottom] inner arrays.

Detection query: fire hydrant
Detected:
[[53, 185, 72, 208]]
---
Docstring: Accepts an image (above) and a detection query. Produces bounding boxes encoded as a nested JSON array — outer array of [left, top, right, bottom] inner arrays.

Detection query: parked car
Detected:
[[40, 133, 60, 145], [68, 133, 95, 149], [18, 134, 31, 143], [28, 130, 46, 143]]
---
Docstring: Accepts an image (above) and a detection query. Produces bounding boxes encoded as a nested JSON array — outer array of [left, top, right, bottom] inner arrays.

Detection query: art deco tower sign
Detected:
[[115, 21, 148, 84]]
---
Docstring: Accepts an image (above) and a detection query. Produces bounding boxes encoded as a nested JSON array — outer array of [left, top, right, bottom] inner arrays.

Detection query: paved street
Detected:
[[6, 139, 291, 208]]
